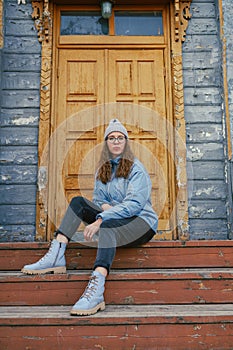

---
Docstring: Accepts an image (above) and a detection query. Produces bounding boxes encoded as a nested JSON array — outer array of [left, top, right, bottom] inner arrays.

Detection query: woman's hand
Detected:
[[84, 218, 102, 241], [101, 203, 113, 211]]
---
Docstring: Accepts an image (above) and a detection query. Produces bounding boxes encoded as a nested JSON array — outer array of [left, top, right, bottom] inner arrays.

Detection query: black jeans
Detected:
[[57, 196, 155, 273]]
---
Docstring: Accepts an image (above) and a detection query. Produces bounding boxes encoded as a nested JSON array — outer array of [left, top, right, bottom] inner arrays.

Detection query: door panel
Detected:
[[51, 48, 174, 236], [53, 50, 105, 228], [108, 50, 171, 231]]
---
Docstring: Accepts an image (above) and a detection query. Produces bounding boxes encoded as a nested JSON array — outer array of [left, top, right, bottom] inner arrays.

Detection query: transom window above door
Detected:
[[60, 10, 163, 36]]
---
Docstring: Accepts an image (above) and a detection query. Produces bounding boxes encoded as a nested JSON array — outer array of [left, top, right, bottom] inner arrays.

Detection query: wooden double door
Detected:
[[49, 46, 175, 238]]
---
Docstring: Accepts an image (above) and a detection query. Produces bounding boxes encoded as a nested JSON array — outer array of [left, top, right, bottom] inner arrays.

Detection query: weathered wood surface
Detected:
[[0, 108, 39, 127], [0, 305, 233, 350], [1, 304, 233, 323], [184, 105, 222, 124], [1, 241, 233, 270], [1, 241, 233, 349], [0, 0, 40, 242], [182, 0, 230, 239], [0, 185, 36, 204], [1, 268, 233, 306]]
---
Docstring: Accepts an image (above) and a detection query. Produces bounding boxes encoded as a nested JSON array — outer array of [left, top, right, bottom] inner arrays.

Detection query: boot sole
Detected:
[[70, 301, 105, 316], [21, 266, 66, 275]]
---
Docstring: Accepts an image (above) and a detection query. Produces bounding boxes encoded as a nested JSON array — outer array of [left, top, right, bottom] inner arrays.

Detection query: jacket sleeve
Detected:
[[97, 164, 152, 221], [92, 177, 111, 208]]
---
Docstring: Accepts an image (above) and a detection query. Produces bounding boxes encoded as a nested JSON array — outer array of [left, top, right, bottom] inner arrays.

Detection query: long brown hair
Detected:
[[96, 141, 135, 184]]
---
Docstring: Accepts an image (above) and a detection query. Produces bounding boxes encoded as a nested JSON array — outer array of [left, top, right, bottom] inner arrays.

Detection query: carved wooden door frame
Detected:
[[31, 0, 192, 241]]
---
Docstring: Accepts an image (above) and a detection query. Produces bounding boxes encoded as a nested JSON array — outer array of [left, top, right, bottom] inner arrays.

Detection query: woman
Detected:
[[22, 119, 158, 316]]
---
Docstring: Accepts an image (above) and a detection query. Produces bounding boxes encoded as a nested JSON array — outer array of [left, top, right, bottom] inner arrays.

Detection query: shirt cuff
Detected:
[[96, 214, 103, 221]]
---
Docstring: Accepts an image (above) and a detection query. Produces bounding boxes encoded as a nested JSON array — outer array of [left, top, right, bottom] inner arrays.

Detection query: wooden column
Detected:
[[170, 0, 192, 240], [31, 0, 53, 240]]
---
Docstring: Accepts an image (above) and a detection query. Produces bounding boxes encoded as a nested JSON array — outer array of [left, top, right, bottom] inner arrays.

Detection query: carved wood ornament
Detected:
[[30, 0, 53, 240], [170, 0, 192, 240], [27, 0, 192, 241], [174, 0, 192, 42], [31, 0, 52, 42]]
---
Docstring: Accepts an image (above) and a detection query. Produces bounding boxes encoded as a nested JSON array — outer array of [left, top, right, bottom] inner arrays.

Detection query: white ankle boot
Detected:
[[21, 239, 67, 275]]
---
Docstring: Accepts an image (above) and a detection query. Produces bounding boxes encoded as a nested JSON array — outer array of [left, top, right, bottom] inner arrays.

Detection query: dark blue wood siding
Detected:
[[0, 0, 40, 241], [183, 0, 229, 239]]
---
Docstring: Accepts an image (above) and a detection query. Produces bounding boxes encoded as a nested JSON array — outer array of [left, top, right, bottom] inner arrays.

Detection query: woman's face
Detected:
[[106, 132, 127, 158]]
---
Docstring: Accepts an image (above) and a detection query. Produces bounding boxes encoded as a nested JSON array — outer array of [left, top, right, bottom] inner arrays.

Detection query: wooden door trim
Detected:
[[31, 0, 192, 241]]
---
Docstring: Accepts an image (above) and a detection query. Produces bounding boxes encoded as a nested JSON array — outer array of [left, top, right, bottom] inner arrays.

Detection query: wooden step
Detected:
[[1, 268, 233, 306], [1, 241, 233, 349], [1, 240, 233, 270], [0, 304, 233, 349]]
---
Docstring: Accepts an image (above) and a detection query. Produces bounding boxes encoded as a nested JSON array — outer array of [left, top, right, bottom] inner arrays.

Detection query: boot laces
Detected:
[[81, 275, 98, 301], [39, 241, 55, 263]]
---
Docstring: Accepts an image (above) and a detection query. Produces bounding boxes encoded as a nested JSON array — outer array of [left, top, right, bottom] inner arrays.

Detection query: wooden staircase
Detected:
[[0, 240, 233, 349]]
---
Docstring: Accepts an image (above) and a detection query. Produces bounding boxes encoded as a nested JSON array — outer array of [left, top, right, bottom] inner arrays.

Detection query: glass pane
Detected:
[[115, 11, 163, 36], [60, 11, 109, 35]]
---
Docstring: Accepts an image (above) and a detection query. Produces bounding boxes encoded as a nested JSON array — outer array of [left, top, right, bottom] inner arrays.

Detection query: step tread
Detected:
[[1, 306, 233, 350], [1, 268, 233, 282], [1, 304, 233, 325], [1, 240, 233, 249], [2, 268, 233, 307], [2, 241, 233, 270]]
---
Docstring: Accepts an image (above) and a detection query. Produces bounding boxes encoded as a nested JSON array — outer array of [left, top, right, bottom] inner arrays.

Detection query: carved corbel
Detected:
[[31, 0, 51, 42], [174, 0, 192, 42]]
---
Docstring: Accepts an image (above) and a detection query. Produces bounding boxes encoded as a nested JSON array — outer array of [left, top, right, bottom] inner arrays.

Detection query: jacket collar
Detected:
[[110, 156, 121, 166]]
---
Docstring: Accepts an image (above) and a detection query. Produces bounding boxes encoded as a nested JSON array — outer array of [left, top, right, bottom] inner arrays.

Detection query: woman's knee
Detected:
[[70, 196, 85, 209]]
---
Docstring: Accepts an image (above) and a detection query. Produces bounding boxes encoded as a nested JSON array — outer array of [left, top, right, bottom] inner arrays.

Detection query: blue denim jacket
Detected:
[[93, 157, 158, 232]]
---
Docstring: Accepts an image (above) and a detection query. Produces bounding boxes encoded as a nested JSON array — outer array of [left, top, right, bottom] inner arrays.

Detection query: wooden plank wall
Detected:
[[183, 0, 229, 239], [0, 0, 40, 241]]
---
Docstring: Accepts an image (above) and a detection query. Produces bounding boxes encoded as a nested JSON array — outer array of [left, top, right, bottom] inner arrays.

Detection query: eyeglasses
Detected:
[[107, 136, 126, 144]]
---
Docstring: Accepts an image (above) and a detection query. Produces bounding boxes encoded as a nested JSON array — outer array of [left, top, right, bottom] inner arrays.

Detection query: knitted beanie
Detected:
[[104, 119, 128, 140]]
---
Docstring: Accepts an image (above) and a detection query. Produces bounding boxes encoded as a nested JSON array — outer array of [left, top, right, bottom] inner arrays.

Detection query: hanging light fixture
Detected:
[[100, 0, 114, 19]]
